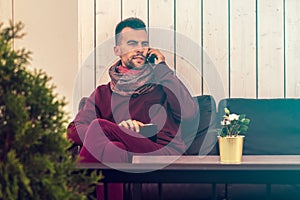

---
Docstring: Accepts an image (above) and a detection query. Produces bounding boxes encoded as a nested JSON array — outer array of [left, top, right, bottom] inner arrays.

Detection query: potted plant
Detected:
[[217, 108, 250, 163]]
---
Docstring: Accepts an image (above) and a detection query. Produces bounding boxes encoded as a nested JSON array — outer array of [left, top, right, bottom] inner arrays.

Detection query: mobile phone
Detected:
[[140, 124, 157, 142], [146, 53, 157, 64]]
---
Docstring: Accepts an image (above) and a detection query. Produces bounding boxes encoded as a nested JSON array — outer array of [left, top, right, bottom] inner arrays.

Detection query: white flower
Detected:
[[228, 113, 239, 121], [218, 108, 250, 137], [221, 119, 231, 126]]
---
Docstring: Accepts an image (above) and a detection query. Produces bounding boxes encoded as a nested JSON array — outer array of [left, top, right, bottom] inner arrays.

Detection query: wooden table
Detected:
[[77, 155, 300, 200]]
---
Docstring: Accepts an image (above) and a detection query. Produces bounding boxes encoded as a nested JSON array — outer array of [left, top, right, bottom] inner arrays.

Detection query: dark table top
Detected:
[[76, 155, 300, 184]]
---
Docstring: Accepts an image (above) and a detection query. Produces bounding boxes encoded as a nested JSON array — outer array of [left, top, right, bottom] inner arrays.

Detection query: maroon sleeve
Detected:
[[67, 122, 83, 145], [153, 62, 198, 122], [67, 90, 101, 145]]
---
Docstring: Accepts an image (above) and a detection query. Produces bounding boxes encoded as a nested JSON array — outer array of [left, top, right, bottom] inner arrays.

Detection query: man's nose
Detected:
[[136, 42, 144, 49], [136, 43, 146, 52]]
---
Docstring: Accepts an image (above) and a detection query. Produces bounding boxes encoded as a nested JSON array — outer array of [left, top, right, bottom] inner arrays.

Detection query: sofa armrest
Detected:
[[67, 97, 88, 156], [184, 95, 218, 155]]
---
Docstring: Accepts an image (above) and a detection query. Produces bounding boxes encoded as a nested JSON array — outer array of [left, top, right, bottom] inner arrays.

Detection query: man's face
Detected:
[[114, 27, 149, 68]]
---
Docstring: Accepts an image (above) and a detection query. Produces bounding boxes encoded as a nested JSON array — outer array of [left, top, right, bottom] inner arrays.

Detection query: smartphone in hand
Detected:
[[146, 54, 157, 64], [140, 124, 157, 142], [146, 48, 158, 64]]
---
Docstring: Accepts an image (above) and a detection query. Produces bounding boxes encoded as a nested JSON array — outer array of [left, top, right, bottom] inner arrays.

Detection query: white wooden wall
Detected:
[[79, 0, 300, 102], [2, 1, 300, 115]]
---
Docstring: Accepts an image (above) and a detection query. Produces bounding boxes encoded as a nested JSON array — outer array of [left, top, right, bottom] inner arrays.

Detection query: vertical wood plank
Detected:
[[286, 0, 300, 97], [230, 0, 256, 98], [95, 0, 121, 85], [258, 0, 284, 98], [79, 0, 94, 68], [149, 0, 174, 69], [96, 0, 121, 46], [176, 0, 202, 96], [78, 0, 94, 103], [203, 0, 229, 103], [122, 0, 148, 21]]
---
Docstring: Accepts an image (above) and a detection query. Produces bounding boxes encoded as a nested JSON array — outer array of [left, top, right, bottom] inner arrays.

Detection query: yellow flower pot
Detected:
[[218, 135, 245, 164]]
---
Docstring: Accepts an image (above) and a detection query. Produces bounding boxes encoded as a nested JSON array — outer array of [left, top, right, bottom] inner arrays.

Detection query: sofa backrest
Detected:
[[78, 97, 88, 111], [218, 98, 300, 155]]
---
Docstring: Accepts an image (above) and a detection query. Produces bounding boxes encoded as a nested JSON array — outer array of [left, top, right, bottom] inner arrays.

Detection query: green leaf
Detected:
[[240, 125, 249, 133]]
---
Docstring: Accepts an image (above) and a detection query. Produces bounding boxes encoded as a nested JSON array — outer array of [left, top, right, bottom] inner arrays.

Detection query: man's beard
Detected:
[[125, 60, 135, 69], [125, 56, 146, 69]]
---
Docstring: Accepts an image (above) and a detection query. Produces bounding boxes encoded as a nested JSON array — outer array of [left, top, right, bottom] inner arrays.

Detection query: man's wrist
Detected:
[[153, 62, 173, 80]]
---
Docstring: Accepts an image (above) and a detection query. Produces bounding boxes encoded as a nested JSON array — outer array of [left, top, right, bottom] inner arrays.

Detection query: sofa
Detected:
[[215, 97, 300, 200], [73, 95, 300, 200]]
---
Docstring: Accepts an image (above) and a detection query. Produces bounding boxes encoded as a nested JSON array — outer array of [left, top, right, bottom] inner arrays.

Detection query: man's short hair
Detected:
[[115, 17, 147, 45]]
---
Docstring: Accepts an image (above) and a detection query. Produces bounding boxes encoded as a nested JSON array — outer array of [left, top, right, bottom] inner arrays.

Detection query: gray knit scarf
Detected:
[[109, 60, 156, 96]]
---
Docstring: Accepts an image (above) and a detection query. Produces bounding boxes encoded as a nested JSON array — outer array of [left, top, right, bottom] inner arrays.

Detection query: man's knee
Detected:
[[101, 141, 129, 162], [89, 118, 108, 129], [106, 141, 126, 150]]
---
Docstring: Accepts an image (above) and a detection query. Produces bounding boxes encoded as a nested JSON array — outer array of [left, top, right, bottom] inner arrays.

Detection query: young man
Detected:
[[67, 17, 198, 200]]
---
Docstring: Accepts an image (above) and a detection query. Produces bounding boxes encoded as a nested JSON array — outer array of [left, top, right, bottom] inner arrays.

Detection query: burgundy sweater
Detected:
[[67, 62, 197, 153]]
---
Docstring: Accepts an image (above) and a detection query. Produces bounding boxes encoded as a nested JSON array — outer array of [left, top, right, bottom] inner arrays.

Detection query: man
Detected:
[[67, 17, 198, 200]]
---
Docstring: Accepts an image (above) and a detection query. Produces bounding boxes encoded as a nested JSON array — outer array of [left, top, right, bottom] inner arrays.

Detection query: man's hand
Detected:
[[118, 119, 145, 132], [147, 48, 165, 64]]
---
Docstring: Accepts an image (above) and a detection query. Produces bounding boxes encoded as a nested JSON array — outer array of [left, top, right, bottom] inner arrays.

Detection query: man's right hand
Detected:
[[147, 48, 165, 64], [118, 119, 145, 132]]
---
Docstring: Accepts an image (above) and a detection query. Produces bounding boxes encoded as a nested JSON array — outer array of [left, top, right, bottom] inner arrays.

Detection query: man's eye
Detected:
[[128, 41, 137, 46], [142, 42, 149, 47]]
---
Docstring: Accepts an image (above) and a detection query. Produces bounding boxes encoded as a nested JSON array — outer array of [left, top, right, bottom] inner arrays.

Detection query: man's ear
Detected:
[[114, 46, 120, 56]]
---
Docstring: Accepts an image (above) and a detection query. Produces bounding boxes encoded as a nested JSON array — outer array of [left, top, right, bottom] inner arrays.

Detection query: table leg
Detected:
[[158, 183, 163, 200], [266, 184, 271, 200], [131, 183, 142, 200], [224, 184, 228, 200], [104, 183, 108, 200], [212, 184, 216, 200]]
